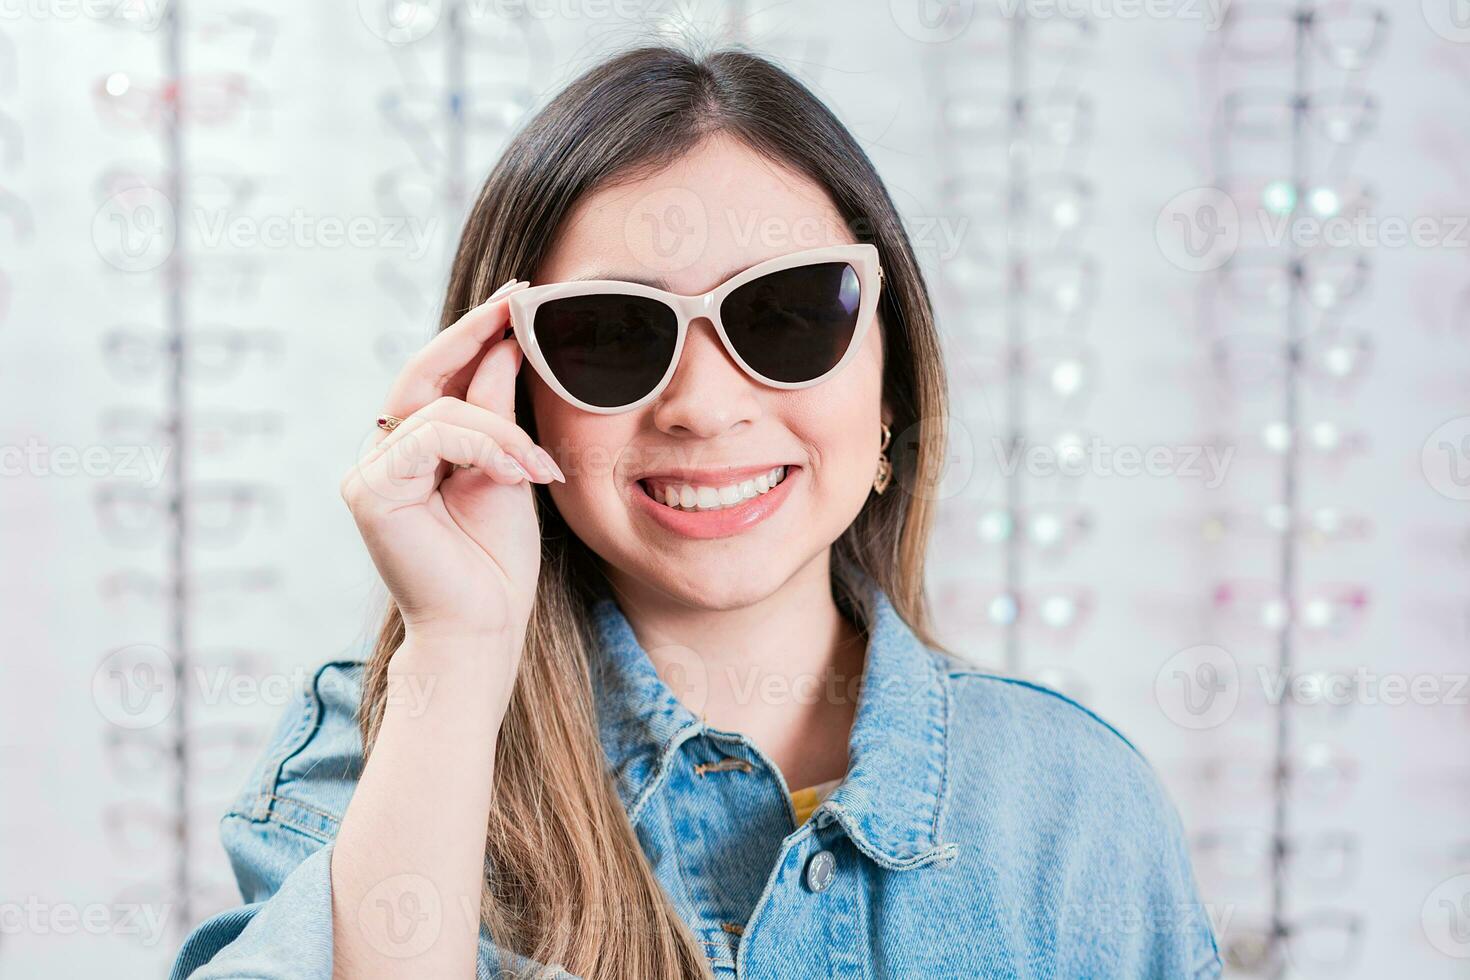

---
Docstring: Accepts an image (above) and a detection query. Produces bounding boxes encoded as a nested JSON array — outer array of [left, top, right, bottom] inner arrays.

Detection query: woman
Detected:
[[169, 45, 1222, 980]]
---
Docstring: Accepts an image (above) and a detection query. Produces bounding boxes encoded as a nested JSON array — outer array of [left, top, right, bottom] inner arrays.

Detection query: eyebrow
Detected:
[[567, 263, 756, 293]]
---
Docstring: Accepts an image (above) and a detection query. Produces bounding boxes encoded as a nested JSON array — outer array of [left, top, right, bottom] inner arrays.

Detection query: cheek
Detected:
[[835, 347, 886, 484], [527, 377, 597, 467], [528, 383, 633, 493], [526, 377, 563, 443], [794, 360, 883, 490], [823, 414, 878, 488]]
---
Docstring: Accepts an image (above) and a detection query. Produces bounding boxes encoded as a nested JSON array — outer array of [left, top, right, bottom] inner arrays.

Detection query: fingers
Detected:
[[465, 317, 521, 420], [380, 277, 531, 424], [342, 418, 535, 512], [367, 396, 564, 483]]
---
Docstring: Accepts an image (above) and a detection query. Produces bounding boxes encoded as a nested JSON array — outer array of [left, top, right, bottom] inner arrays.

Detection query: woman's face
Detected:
[[528, 133, 888, 610]]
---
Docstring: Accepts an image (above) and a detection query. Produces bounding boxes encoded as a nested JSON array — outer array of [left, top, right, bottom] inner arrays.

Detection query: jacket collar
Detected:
[[587, 568, 954, 871]]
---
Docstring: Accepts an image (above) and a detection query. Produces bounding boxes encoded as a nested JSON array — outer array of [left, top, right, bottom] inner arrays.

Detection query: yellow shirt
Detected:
[[789, 776, 843, 824]]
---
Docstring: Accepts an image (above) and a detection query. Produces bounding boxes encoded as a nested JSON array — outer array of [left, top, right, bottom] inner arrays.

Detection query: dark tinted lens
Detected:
[[720, 262, 862, 383], [533, 294, 678, 408]]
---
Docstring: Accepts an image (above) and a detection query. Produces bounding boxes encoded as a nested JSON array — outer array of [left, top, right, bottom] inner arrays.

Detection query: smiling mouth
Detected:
[[637, 465, 794, 512]]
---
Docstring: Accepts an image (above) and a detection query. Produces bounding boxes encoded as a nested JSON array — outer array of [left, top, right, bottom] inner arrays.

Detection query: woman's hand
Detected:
[[332, 280, 557, 979], [339, 278, 560, 654]]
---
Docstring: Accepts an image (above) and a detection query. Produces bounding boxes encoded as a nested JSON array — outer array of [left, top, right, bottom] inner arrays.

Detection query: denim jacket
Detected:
[[169, 571, 1223, 979]]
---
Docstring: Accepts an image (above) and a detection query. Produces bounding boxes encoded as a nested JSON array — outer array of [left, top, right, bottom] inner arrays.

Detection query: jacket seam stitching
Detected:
[[625, 724, 701, 827], [251, 686, 316, 813], [245, 659, 363, 823], [658, 782, 705, 945], [947, 668, 1148, 761], [734, 826, 815, 974], [931, 654, 951, 844], [270, 812, 336, 843], [220, 808, 336, 846], [265, 792, 343, 825]]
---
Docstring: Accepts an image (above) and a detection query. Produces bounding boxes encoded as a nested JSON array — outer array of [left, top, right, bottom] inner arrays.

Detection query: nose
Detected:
[[651, 317, 760, 438]]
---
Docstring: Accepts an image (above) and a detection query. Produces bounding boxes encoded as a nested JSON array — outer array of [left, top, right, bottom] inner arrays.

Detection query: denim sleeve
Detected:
[[166, 657, 581, 980], [168, 841, 335, 979], [946, 673, 1224, 979], [1141, 771, 1225, 980], [1047, 691, 1225, 979], [166, 658, 366, 980]]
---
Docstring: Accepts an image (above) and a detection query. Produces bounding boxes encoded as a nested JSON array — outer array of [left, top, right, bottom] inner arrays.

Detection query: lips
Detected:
[[630, 464, 802, 540], [632, 462, 800, 486], [639, 465, 792, 511]]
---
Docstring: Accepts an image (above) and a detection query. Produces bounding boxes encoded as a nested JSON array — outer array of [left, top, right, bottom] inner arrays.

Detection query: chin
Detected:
[[642, 558, 796, 612]]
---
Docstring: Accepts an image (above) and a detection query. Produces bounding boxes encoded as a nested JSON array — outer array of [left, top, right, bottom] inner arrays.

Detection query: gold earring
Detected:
[[873, 422, 892, 494]]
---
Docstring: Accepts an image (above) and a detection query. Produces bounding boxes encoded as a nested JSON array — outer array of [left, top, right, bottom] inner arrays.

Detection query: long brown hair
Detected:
[[358, 42, 952, 979]]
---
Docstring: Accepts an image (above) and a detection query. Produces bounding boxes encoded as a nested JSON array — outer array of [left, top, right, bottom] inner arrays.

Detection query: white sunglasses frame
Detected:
[[506, 242, 884, 415]]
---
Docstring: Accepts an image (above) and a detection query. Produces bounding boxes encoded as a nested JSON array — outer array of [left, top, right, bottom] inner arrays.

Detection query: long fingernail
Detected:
[[487, 278, 521, 301], [533, 447, 566, 483], [503, 452, 534, 482]]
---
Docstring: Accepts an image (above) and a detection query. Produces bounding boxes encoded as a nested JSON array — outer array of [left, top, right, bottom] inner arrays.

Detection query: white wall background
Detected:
[[2, 1, 1468, 977]]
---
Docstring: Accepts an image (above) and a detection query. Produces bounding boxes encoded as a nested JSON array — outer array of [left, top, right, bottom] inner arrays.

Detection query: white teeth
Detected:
[[647, 466, 788, 512]]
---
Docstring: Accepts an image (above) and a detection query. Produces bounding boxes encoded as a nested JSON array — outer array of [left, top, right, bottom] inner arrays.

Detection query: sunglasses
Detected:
[[507, 243, 884, 414]]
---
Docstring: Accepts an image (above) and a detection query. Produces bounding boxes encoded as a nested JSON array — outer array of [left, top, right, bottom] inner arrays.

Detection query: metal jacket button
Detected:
[[805, 849, 836, 893]]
